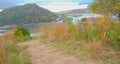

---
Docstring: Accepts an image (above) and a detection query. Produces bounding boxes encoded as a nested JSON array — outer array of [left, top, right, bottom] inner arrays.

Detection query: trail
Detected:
[[19, 39, 83, 64]]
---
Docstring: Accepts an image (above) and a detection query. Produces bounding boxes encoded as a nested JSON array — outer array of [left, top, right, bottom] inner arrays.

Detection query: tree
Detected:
[[90, 0, 120, 20]]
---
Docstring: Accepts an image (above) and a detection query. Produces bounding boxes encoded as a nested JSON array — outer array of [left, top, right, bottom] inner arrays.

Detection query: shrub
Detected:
[[67, 17, 75, 33], [81, 18, 87, 22], [67, 17, 81, 40], [0, 32, 30, 64], [14, 27, 31, 42]]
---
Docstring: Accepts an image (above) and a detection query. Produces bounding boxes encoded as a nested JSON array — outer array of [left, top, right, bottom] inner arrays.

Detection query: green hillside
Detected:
[[0, 3, 58, 26]]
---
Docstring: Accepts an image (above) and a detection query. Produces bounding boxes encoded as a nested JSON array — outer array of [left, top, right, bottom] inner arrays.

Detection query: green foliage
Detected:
[[66, 17, 80, 40], [84, 26, 99, 41], [77, 19, 120, 50], [14, 27, 31, 42], [103, 21, 120, 51], [0, 3, 58, 26], [67, 17, 75, 33], [90, 0, 120, 20]]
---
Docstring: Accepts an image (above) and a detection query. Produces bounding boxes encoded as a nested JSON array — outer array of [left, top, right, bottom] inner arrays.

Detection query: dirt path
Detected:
[[19, 39, 83, 64]]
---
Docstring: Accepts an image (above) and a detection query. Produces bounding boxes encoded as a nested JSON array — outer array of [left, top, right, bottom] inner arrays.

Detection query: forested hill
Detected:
[[0, 3, 58, 26]]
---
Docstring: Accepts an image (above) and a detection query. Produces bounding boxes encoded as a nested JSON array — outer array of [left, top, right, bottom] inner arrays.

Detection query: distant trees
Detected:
[[0, 3, 58, 26], [90, 0, 120, 20]]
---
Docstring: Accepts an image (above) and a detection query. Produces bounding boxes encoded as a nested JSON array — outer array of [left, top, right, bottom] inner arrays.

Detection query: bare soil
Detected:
[[18, 39, 83, 64]]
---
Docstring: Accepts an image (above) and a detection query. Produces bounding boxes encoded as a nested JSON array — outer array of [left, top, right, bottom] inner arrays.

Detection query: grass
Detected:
[[40, 39, 120, 64], [0, 29, 31, 64], [39, 17, 120, 64], [40, 23, 68, 41]]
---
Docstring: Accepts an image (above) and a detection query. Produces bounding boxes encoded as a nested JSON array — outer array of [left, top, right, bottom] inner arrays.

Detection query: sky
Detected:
[[0, 0, 93, 5], [0, 0, 93, 11], [23, 0, 93, 3]]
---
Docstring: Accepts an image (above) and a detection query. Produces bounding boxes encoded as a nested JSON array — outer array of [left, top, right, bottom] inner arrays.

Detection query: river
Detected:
[[68, 13, 101, 24], [0, 13, 100, 36]]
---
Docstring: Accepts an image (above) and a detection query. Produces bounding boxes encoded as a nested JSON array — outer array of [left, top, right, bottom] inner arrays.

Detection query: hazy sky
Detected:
[[0, 0, 93, 9], [5, 0, 93, 3], [23, 0, 93, 3]]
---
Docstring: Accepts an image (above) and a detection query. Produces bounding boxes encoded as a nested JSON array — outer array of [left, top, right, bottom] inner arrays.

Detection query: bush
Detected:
[[14, 27, 31, 42], [0, 32, 30, 64]]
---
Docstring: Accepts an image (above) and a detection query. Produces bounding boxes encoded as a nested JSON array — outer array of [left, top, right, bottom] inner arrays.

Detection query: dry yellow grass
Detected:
[[40, 23, 68, 41], [0, 30, 30, 64]]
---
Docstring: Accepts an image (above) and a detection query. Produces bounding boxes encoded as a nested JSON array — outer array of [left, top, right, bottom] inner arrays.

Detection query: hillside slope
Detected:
[[0, 3, 58, 26]]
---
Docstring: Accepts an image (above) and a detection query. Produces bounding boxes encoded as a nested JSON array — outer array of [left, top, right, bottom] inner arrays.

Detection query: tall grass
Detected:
[[0, 30, 30, 64], [40, 23, 68, 41], [39, 17, 120, 64]]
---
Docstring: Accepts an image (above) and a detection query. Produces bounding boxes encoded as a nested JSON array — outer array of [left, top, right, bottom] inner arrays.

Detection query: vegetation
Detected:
[[40, 23, 68, 41], [14, 27, 31, 42], [1, 0, 120, 64], [39, 16, 120, 63], [0, 31, 30, 64], [0, 3, 58, 26], [90, 0, 120, 20]]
